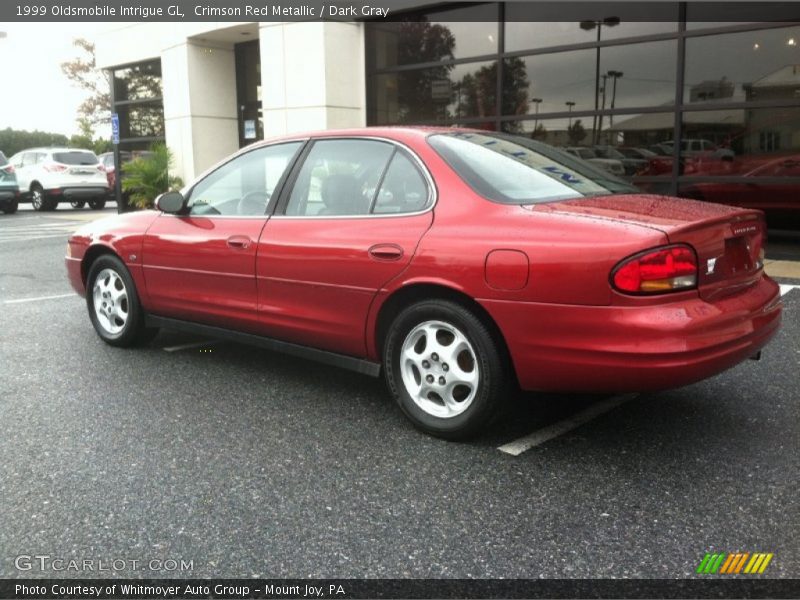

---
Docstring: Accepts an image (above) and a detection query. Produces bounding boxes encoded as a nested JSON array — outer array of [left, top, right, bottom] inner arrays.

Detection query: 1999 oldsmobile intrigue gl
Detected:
[[66, 128, 782, 439]]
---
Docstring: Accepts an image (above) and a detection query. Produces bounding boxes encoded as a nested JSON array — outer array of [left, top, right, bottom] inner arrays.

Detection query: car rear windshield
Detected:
[[428, 132, 637, 205], [53, 151, 99, 165]]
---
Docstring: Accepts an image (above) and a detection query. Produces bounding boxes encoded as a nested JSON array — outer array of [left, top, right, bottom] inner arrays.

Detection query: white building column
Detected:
[[162, 40, 240, 182], [259, 21, 366, 137]]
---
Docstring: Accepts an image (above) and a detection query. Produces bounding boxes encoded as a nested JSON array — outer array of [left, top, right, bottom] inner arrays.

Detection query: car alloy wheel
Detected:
[[30, 186, 44, 211], [92, 268, 129, 335], [400, 320, 479, 419], [86, 254, 159, 347], [384, 300, 511, 440]]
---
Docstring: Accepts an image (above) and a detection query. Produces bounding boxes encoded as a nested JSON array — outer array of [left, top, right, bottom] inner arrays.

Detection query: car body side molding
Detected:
[[145, 314, 382, 378]]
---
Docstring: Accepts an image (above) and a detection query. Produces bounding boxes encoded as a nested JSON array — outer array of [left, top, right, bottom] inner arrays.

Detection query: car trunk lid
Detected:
[[530, 194, 766, 300]]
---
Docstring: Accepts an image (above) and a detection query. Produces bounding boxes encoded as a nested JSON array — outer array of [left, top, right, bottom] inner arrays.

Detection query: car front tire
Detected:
[[70, 200, 86, 209], [383, 300, 510, 440], [88, 198, 106, 210], [86, 254, 158, 347]]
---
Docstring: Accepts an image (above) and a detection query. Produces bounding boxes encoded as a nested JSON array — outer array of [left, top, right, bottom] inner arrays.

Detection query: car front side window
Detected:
[[187, 142, 302, 217]]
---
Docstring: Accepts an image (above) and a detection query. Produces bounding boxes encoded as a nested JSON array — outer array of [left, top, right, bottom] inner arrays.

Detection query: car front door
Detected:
[[142, 141, 303, 331], [256, 137, 434, 357]]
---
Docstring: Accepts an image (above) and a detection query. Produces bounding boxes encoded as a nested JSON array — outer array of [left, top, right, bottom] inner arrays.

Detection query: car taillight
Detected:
[[3, 165, 14, 174], [611, 244, 698, 294], [44, 162, 67, 173]]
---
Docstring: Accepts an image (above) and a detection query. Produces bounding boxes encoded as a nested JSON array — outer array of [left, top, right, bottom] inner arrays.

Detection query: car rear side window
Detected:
[[372, 151, 430, 214], [429, 132, 634, 204], [284, 139, 396, 217]]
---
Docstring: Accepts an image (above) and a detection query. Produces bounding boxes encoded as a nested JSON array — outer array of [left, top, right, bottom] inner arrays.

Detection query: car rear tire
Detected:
[[70, 200, 86, 209], [383, 300, 510, 440], [88, 198, 106, 210], [86, 254, 158, 347], [30, 184, 45, 211], [2, 200, 18, 214]]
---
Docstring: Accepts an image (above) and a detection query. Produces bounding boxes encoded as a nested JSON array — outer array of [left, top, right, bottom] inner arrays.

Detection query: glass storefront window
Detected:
[[502, 112, 675, 185], [115, 104, 165, 139], [505, 4, 677, 52], [368, 61, 498, 125], [678, 107, 800, 227], [367, 5, 499, 69], [505, 21, 677, 52], [678, 107, 800, 171], [504, 50, 596, 116], [684, 26, 800, 104], [113, 60, 162, 102], [600, 41, 677, 109]]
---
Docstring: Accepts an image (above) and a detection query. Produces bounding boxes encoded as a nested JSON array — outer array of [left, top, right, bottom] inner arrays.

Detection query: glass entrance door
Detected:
[[235, 40, 263, 148]]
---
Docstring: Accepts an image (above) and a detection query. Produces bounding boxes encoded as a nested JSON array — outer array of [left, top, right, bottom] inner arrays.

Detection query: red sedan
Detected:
[[66, 128, 782, 439]]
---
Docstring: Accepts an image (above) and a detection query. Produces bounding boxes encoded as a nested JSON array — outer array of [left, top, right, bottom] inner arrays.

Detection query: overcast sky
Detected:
[[0, 23, 108, 137]]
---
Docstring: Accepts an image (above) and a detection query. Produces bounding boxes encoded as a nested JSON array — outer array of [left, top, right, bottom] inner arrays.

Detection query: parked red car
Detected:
[[66, 128, 782, 439]]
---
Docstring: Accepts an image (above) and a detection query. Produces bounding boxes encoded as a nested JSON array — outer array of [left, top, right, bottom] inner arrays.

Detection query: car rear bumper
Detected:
[[58, 186, 108, 199], [480, 275, 782, 392]]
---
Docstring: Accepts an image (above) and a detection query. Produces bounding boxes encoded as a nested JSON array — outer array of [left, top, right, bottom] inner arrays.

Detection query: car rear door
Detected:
[[13, 152, 37, 191], [142, 141, 303, 331], [256, 137, 434, 357]]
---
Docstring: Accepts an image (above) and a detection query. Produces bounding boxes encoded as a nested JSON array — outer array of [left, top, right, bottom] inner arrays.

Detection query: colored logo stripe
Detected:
[[698, 552, 773, 574]]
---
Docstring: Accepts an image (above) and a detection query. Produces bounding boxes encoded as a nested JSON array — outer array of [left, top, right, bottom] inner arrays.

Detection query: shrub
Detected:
[[121, 143, 183, 209]]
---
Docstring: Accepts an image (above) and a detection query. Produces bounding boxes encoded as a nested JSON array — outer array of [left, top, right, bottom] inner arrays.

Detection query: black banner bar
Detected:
[[1, 579, 800, 599], [1, 1, 799, 22]]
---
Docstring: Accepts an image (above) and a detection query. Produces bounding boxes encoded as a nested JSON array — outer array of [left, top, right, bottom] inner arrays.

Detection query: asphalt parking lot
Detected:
[[1, 205, 798, 579]]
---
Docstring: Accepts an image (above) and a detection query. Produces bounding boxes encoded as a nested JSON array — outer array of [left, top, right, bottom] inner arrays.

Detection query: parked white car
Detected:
[[9, 147, 109, 211], [564, 147, 626, 177]]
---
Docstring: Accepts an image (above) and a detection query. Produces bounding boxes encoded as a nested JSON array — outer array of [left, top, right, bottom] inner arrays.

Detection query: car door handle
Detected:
[[368, 244, 404, 261], [226, 235, 252, 250]]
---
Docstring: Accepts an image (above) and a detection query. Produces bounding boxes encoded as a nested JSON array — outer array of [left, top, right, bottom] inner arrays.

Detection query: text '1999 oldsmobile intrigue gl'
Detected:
[[66, 128, 782, 439]]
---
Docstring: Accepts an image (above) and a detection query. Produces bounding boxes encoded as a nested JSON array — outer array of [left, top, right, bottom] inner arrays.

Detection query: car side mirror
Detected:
[[155, 191, 186, 214]]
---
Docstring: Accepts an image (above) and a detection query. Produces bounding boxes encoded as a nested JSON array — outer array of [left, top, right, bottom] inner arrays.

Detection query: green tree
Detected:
[[395, 21, 456, 122], [68, 119, 113, 154], [452, 58, 530, 130], [530, 123, 548, 141], [567, 119, 588, 146], [60, 38, 111, 132], [0, 128, 68, 156], [121, 143, 182, 209]]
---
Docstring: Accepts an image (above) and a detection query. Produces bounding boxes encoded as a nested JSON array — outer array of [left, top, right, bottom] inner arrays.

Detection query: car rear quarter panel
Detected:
[[364, 133, 669, 359]]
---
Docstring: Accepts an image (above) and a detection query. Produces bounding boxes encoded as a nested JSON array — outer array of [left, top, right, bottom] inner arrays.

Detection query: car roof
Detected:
[[247, 126, 474, 148], [22, 147, 97, 153]]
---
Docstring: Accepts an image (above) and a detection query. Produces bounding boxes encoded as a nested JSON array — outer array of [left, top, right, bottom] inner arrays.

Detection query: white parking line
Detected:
[[498, 393, 639, 456], [779, 284, 800, 297], [0, 234, 73, 243], [4, 293, 78, 304], [162, 340, 218, 352]]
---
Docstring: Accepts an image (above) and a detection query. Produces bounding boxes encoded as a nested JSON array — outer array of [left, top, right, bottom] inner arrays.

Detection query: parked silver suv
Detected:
[[9, 147, 109, 211]]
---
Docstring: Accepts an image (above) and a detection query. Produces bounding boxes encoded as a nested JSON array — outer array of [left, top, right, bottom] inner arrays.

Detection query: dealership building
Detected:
[[94, 3, 800, 203]]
